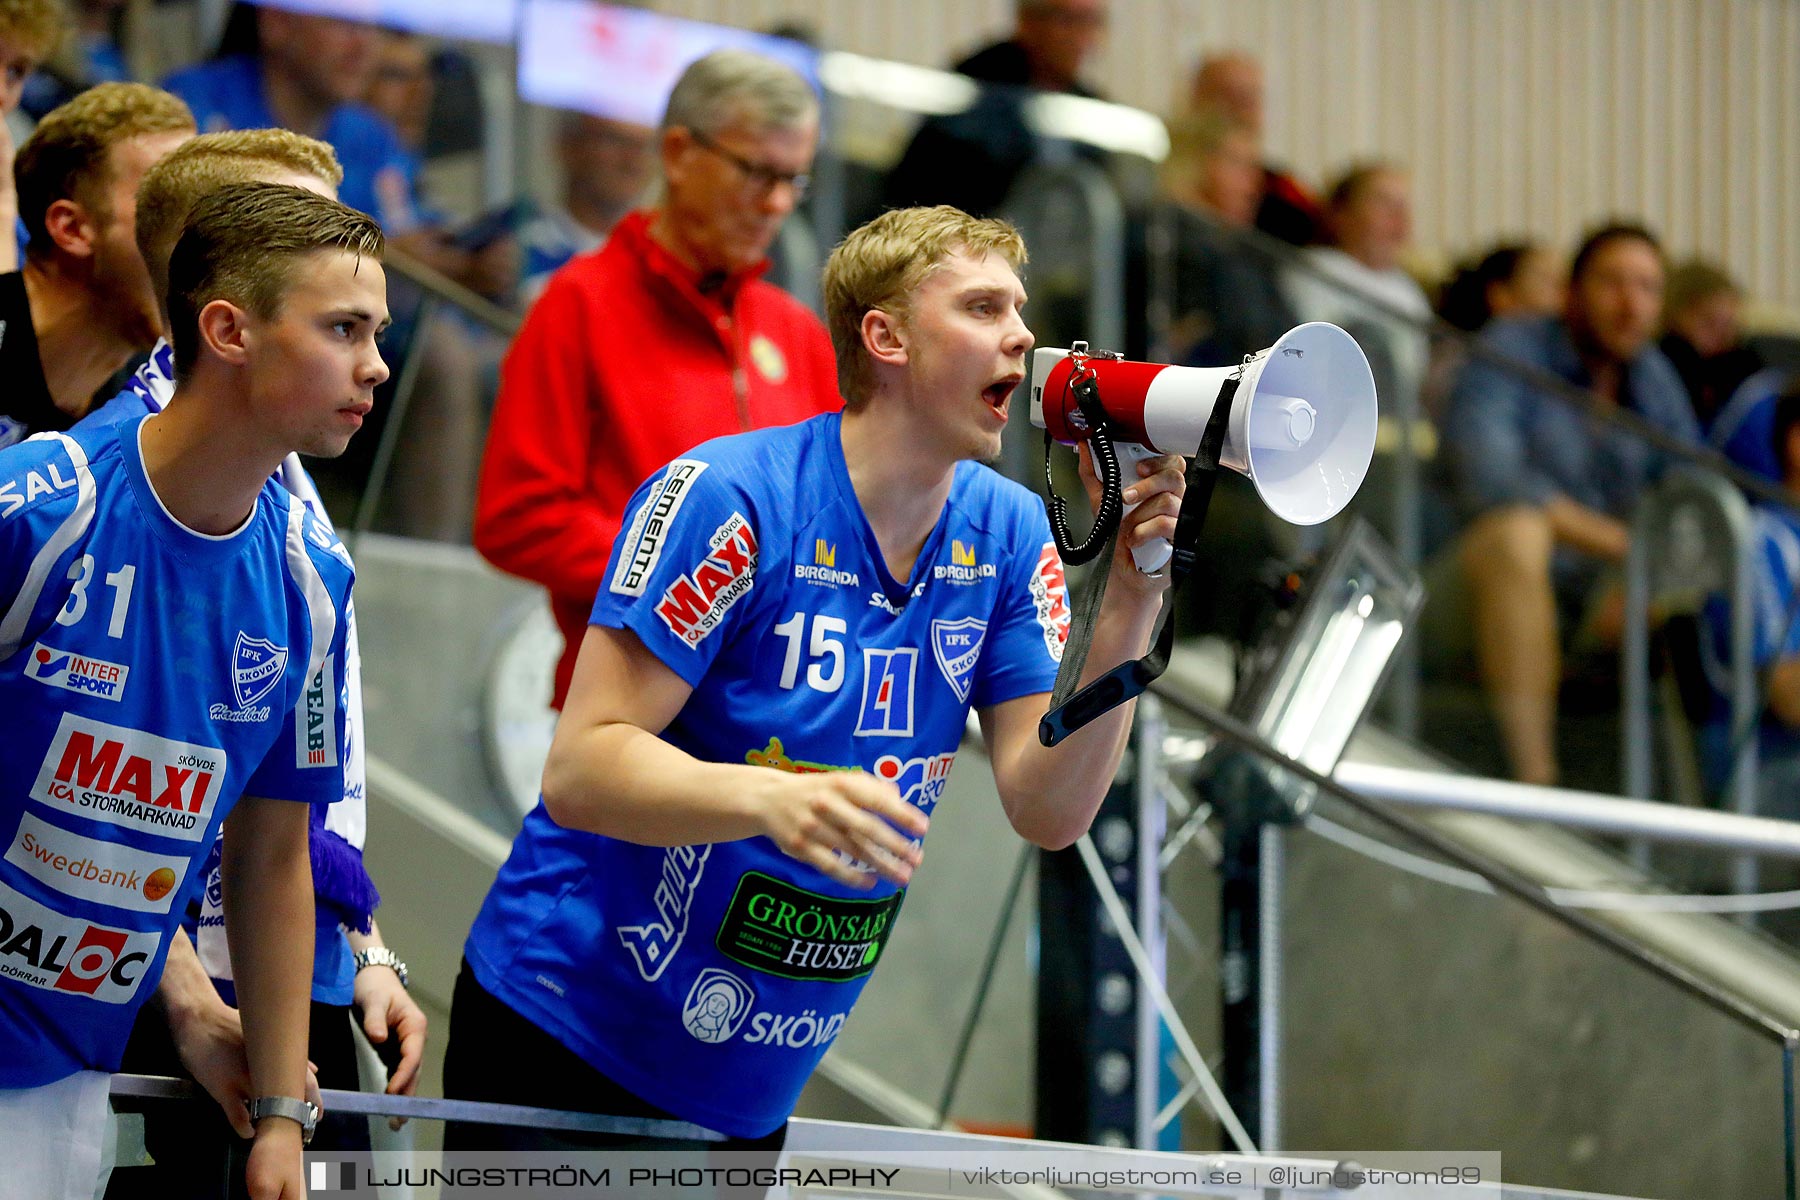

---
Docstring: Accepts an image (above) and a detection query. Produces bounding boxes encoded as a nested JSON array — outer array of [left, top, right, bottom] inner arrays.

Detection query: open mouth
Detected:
[[982, 377, 1021, 415]]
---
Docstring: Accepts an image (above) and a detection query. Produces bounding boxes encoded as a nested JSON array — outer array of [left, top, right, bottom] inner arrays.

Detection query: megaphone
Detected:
[[1029, 322, 1379, 573]]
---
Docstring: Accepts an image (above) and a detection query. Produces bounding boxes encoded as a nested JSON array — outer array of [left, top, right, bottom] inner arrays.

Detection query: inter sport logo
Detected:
[[24, 643, 128, 701]]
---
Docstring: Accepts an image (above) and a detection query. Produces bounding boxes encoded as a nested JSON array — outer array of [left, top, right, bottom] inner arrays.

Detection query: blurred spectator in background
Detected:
[[519, 112, 655, 306], [365, 24, 431, 149], [1284, 161, 1431, 429], [162, 8, 408, 226], [883, 0, 1108, 218], [1128, 106, 1301, 642], [1187, 50, 1320, 247], [1438, 242, 1566, 334], [1699, 380, 1800, 820], [1, 81, 190, 448], [1425, 240, 1565, 419], [472, 50, 840, 711], [1, 0, 67, 271], [359, 26, 514, 303], [1133, 107, 1295, 367], [1661, 258, 1764, 432], [1438, 223, 1698, 785], [19, 0, 141, 116], [164, 6, 493, 541]]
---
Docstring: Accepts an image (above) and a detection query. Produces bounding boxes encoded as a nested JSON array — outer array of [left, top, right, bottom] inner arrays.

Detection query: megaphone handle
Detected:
[[1114, 441, 1173, 575]]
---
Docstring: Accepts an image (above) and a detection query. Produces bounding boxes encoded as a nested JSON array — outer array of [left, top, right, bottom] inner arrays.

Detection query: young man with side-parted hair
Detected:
[[79, 131, 426, 1195], [0, 181, 388, 1200], [446, 205, 1183, 1149], [1, 81, 193, 447]]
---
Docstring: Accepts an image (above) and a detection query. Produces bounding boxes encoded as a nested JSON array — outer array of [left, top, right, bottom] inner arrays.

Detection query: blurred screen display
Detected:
[[518, 0, 819, 126], [251, 0, 520, 42]]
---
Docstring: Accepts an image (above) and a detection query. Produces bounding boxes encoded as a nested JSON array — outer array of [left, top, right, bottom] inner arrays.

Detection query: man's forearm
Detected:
[[154, 928, 228, 1025], [345, 918, 383, 956], [220, 797, 313, 1109], [993, 592, 1164, 849], [1544, 494, 1630, 561], [543, 721, 776, 842]]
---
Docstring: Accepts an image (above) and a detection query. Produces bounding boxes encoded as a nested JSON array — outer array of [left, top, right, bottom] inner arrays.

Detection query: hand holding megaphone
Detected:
[[1029, 322, 1379, 573]]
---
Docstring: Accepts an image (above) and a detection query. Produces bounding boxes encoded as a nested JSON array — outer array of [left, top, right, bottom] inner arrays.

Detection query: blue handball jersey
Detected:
[[0, 416, 353, 1086], [465, 411, 1072, 1137]]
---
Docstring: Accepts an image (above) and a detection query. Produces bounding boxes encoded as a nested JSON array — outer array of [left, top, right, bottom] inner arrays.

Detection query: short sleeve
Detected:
[[589, 457, 762, 687], [970, 501, 1068, 708], [245, 601, 350, 806], [245, 518, 354, 806], [0, 436, 88, 662]]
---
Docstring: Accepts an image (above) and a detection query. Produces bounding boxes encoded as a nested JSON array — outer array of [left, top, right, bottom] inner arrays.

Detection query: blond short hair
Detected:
[[136, 128, 343, 314], [823, 206, 1027, 407], [168, 182, 384, 375], [14, 82, 193, 259], [0, 0, 68, 60]]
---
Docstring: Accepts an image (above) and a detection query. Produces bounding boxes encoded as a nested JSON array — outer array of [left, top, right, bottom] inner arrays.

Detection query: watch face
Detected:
[[481, 599, 562, 822]]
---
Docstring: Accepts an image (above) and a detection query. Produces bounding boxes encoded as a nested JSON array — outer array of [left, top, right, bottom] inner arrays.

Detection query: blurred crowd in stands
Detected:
[[5, 0, 1800, 804]]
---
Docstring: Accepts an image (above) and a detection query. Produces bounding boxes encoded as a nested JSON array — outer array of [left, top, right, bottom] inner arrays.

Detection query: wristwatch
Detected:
[[247, 1095, 320, 1144], [353, 945, 409, 989]]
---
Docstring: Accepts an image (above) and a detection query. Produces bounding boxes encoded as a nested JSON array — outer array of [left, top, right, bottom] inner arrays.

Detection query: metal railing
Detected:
[[1142, 682, 1800, 1199], [105, 1073, 1645, 1200], [347, 247, 522, 548]]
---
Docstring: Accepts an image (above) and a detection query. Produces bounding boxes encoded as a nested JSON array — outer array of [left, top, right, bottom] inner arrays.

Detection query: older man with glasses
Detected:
[[474, 49, 841, 712]]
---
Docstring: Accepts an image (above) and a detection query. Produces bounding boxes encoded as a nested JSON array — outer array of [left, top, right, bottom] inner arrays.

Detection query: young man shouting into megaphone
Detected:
[[443, 205, 1184, 1149]]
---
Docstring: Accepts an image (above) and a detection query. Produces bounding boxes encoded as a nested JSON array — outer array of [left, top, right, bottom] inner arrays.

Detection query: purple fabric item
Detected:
[[310, 803, 379, 934]]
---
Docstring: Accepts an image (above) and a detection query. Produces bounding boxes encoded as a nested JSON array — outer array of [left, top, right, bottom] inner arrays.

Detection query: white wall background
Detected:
[[662, 0, 1800, 313]]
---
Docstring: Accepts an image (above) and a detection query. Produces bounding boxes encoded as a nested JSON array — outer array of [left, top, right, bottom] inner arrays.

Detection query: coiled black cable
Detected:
[[1044, 369, 1124, 565]]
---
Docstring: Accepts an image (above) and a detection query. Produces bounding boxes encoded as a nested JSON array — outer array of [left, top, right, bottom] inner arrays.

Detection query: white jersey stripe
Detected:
[[284, 499, 338, 706], [0, 434, 96, 662]]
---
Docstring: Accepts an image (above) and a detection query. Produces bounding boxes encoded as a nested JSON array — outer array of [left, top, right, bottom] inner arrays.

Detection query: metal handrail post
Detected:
[[933, 843, 1032, 1128], [1134, 696, 1167, 1151], [1622, 492, 1655, 870], [1388, 358, 1422, 739], [1258, 821, 1283, 1152], [1786, 1037, 1798, 1200], [1730, 519, 1762, 895]]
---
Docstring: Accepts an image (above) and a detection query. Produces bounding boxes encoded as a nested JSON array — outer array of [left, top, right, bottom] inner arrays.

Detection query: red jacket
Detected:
[[474, 211, 841, 706]]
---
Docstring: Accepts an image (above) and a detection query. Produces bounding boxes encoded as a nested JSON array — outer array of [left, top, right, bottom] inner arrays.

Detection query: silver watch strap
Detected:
[[248, 1095, 318, 1143], [353, 945, 408, 988]]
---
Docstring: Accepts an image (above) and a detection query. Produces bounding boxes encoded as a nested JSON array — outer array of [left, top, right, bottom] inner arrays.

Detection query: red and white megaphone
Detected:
[[1029, 322, 1378, 573]]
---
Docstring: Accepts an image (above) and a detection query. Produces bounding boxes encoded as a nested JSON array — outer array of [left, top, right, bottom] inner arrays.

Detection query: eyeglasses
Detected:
[[688, 127, 810, 200]]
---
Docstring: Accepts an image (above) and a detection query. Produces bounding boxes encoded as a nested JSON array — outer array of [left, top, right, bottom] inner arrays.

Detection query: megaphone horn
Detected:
[[1029, 322, 1379, 571]]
